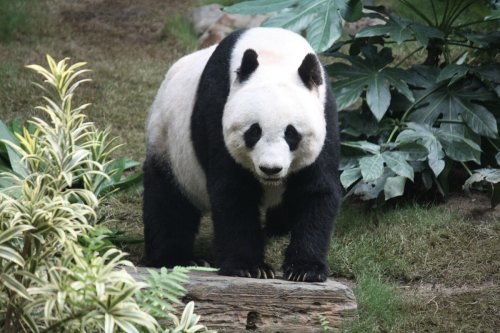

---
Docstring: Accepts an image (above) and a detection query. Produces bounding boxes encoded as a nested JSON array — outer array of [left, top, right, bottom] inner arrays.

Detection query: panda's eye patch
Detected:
[[244, 123, 262, 148], [285, 125, 302, 151]]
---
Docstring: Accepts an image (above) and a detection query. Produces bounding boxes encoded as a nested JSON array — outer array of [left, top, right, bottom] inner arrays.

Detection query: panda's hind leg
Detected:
[[143, 153, 202, 267]]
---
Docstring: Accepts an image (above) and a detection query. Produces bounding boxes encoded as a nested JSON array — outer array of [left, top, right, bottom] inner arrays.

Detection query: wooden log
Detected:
[[130, 267, 357, 332]]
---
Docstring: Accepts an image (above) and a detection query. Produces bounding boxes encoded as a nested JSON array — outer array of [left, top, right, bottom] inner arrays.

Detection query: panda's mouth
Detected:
[[260, 177, 284, 186]]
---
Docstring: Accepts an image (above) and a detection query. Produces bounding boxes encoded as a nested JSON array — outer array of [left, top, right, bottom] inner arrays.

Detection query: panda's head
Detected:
[[223, 49, 327, 186]]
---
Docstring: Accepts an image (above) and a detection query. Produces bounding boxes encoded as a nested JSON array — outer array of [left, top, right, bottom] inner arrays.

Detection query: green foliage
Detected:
[[0, 56, 212, 333], [464, 168, 500, 208], [227, 0, 500, 203], [161, 13, 198, 50], [0, 57, 143, 201], [318, 314, 335, 332], [334, 1, 500, 202], [136, 266, 216, 333], [328, 45, 415, 120], [165, 301, 216, 333], [225, 0, 363, 52]]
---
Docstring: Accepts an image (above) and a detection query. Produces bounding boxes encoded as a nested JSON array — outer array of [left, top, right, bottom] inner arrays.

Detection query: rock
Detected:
[[188, 4, 224, 34], [199, 13, 269, 47], [343, 17, 386, 36], [130, 268, 357, 332]]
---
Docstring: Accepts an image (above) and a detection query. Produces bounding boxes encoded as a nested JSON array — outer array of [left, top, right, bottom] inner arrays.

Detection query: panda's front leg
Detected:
[[283, 192, 338, 282], [208, 176, 275, 279]]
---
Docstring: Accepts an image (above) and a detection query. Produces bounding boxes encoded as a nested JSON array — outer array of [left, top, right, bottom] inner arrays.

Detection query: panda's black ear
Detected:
[[298, 53, 323, 89], [237, 49, 259, 83]]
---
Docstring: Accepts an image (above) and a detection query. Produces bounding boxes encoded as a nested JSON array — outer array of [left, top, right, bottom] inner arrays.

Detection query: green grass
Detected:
[[0, 0, 31, 41], [265, 202, 499, 332], [342, 274, 404, 332], [161, 13, 198, 51]]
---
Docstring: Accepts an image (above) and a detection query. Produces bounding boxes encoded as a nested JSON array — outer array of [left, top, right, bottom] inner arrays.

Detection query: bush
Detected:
[[225, 0, 500, 206], [0, 56, 213, 333]]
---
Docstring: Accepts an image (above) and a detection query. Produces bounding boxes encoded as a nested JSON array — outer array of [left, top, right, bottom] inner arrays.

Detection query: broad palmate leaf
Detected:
[[327, 45, 414, 120], [464, 168, 500, 208], [340, 140, 427, 199], [356, 13, 443, 47], [225, 0, 363, 52], [408, 65, 499, 138], [397, 122, 481, 176]]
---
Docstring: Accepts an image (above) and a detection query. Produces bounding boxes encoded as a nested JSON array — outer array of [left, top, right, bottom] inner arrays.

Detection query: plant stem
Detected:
[[399, 0, 434, 26], [446, 42, 486, 50], [393, 46, 424, 68], [3, 294, 18, 333], [40, 311, 87, 333], [430, 0, 439, 26], [386, 125, 400, 143], [454, 17, 500, 29], [401, 86, 443, 123], [447, 0, 477, 29], [460, 162, 473, 176], [487, 138, 500, 152], [443, 0, 462, 28], [440, 0, 451, 29]]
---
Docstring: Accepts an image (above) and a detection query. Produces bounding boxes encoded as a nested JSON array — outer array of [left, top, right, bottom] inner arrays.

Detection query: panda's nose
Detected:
[[259, 166, 282, 176]]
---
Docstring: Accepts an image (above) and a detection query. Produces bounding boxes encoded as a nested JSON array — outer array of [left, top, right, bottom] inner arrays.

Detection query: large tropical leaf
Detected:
[[356, 13, 443, 47], [456, 31, 500, 50], [225, 0, 362, 52], [485, 9, 500, 20], [396, 122, 482, 176], [464, 168, 500, 208], [340, 140, 426, 199], [408, 65, 498, 138], [223, 0, 299, 15], [359, 154, 384, 181], [327, 45, 415, 120], [0, 120, 28, 178]]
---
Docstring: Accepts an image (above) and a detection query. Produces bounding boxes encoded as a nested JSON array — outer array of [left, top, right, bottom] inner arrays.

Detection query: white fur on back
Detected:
[[147, 45, 216, 211]]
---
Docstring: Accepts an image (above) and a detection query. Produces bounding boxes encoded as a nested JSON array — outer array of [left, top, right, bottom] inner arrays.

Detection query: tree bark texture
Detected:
[[130, 268, 357, 332]]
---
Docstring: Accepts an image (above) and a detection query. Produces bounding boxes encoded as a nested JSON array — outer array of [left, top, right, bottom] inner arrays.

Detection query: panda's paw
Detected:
[[186, 258, 211, 267], [218, 263, 275, 279], [283, 262, 329, 282]]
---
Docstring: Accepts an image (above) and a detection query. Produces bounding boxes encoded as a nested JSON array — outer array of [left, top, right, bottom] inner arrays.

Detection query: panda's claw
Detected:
[[219, 263, 274, 279], [283, 262, 329, 282], [235, 269, 250, 278], [187, 258, 211, 267]]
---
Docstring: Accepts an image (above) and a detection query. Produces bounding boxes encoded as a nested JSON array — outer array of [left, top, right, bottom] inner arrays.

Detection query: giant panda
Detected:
[[144, 27, 340, 282]]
